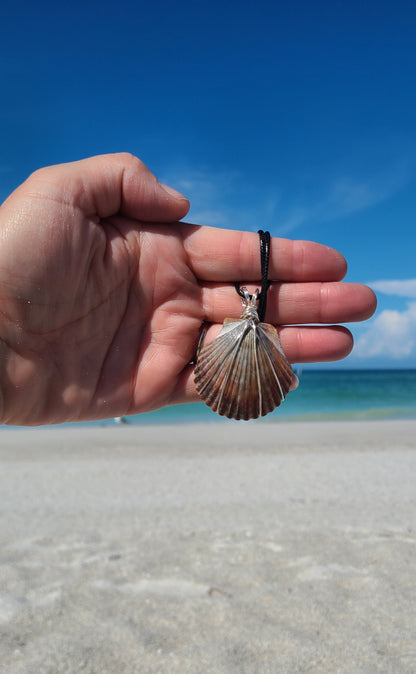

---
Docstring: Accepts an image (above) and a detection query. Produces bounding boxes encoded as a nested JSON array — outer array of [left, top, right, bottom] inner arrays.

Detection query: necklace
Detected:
[[194, 231, 294, 420]]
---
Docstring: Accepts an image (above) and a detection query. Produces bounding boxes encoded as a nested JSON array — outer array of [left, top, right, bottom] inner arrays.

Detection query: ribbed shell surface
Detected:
[[194, 317, 293, 420]]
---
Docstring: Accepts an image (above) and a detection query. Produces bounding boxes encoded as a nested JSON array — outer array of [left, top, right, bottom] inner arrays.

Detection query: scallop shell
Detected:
[[194, 302, 293, 421]]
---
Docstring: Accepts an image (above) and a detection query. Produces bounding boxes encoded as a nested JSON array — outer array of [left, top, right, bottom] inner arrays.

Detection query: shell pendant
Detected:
[[194, 288, 293, 420]]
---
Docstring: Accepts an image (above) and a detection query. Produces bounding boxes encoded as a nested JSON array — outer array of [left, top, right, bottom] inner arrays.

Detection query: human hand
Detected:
[[0, 154, 376, 425]]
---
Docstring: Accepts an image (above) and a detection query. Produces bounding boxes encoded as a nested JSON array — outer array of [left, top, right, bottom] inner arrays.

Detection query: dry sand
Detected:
[[0, 420, 415, 673]]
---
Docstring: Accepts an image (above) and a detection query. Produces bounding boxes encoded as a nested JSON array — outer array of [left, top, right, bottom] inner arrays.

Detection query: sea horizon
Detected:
[[2, 368, 416, 430]]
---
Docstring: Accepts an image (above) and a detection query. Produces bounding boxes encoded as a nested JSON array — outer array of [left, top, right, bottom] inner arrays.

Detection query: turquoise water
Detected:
[[70, 368, 416, 426], [123, 369, 416, 425], [277, 369, 416, 422], [3, 370, 416, 429]]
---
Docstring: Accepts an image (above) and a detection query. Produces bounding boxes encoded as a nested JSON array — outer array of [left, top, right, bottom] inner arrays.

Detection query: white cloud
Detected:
[[355, 302, 416, 360], [369, 279, 416, 299]]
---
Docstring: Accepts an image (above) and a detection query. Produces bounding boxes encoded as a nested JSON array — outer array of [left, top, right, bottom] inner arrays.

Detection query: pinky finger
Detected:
[[280, 325, 353, 363], [174, 325, 354, 404]]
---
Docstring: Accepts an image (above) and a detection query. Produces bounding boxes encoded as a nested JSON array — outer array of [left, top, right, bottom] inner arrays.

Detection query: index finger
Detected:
[[181, 224, 347, 282]]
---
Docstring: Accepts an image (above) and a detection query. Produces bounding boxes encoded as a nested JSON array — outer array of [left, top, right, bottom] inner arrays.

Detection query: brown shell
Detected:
[[194, 316, 293, 420]]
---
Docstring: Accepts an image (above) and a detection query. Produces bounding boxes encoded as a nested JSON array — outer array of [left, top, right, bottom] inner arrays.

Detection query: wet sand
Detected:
[[1, 420, 416, 673]]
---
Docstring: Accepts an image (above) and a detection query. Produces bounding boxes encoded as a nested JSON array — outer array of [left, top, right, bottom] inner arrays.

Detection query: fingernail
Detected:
[[159, 183, 188, 201], [290, 374, 300, 391]]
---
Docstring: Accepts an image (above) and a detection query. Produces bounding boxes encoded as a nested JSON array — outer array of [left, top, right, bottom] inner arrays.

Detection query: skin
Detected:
[[0, 153, 377, 425]]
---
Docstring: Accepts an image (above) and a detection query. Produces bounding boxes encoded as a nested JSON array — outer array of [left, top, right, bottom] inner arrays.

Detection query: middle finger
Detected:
[[201, 281, 376, 325]]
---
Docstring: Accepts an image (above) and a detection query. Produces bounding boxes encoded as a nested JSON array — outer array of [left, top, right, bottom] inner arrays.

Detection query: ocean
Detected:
[[2, 369, 416, 429], [123, 368, 416, 425], [69, 368, 416, 427]]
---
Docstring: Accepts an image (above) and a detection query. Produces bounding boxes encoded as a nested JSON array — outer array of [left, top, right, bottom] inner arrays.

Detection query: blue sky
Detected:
[[1, 0, 415, 368]]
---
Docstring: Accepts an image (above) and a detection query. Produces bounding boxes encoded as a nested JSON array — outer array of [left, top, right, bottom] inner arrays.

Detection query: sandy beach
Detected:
[[1, 420, 415, 673]]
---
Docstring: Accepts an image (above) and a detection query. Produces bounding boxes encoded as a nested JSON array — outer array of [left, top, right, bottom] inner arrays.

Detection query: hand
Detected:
[[0, 153, 376, 425]]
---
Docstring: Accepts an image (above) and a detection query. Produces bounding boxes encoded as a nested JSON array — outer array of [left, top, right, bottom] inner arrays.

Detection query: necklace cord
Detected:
[[234, 230, 271, 322], [257, 229, 271, 322]]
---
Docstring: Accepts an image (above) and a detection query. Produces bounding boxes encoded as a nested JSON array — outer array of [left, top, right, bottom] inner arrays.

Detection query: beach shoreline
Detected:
[[2, 416, 416, 447], [1, 420, 415, 672]]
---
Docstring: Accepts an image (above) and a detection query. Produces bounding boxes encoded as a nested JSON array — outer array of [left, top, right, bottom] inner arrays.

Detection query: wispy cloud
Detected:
[[161, 168, 282, 231], [277, 208, 309, 235], [164, 166, 393, 235], [279, 166, 410, 231], [317, 172, 404, 221], [161, 170, 232, 226], [187, 209, 230, 227], [161, 142, 412, 235], [369, 279, 416, 299], [162, 158, 411, 235]]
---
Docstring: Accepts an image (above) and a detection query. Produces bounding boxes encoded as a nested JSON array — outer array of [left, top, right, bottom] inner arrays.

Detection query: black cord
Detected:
[[234, 230, 271, 322], [257, 229, 271, 322]]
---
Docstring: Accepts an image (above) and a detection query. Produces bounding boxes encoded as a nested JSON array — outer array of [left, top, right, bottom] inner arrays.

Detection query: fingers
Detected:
[[182, 225, 348, 282], [174, 325, 354, 404], [201, 282, 377, 325], [22, 153, 190, 223]]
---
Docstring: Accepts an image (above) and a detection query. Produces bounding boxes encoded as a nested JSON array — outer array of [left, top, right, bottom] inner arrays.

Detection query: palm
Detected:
[[0, 211, 204, 423], [88, 218, 204, 416]]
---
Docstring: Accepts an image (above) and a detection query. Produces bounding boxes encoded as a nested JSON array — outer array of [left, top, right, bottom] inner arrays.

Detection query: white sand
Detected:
[[1, 420, 415, 673]]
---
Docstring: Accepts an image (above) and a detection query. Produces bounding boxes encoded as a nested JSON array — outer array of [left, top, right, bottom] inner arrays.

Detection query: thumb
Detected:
[[17, 153, 190, 223], [115, 153, 190, 222]]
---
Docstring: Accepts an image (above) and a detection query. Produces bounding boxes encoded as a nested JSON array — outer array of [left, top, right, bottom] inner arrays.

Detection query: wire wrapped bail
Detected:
[[234, 229, 271, 322]]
